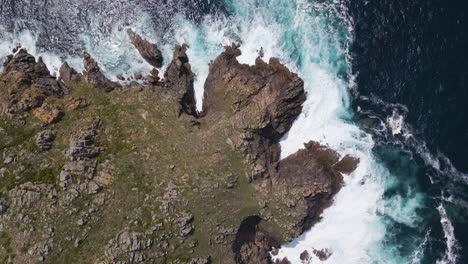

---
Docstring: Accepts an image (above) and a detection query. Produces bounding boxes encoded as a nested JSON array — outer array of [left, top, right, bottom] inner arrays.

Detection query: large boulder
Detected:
[[127, 29, 163, 68]]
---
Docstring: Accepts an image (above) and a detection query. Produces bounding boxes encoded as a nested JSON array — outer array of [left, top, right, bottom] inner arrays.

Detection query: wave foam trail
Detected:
[[436, 204, 459, 264]]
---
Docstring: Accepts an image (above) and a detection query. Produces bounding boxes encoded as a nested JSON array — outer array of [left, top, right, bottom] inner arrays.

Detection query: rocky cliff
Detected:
[[0, 32, 358, 264]]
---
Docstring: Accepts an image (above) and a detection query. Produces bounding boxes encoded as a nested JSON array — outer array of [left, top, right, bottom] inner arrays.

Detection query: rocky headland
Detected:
[[0, 30, 358, 263]]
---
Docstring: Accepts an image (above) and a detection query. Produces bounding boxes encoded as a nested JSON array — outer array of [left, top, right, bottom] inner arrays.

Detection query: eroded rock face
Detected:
[[272, 141, 359, 236], [0, 49, 68, 114], [203, 44, 306, 178], [0, 43, 359, 264], [127, 29, 163, 68], [202, 45, 360, 261], [83, 51, 120, 92], [163, 44, 198, 117]]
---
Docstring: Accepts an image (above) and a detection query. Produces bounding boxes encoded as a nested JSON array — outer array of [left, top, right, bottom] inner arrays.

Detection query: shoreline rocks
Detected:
[[127, 29, 163, 68], [83, 51, 120, 92], [0, 49, 68, 115]]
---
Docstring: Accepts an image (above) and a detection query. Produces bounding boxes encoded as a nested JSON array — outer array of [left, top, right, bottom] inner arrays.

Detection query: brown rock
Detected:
[[299, 250, 311, 262], [313, 248, 332, 261], [0, 49, 68, 114], [32, 102, 64, 124], [163, 44, 197, 117], [59, 62, 82, 87], [203, 44, 305, 178], [127, 29, 163, 68], [133, 73, 143, 80], [83, 51, 120, 92], [65, 96, 89, 111], [272, 141, 351, 236], [333, 154, 360, 174]]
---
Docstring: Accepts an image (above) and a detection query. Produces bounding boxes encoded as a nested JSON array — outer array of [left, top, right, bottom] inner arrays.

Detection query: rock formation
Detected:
[[59, 62, 82, 87], [199, 44, 359, 263], [83, 51, 120, 92], [163, 44, 198, 117], [0, 48, 68, 115], [203, 44, 306, 179], [127, 29, 163, 68]]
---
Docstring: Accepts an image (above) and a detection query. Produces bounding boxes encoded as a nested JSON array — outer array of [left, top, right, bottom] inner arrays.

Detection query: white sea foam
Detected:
[[411, 229, 431, 264], [436, 204, 459, 264], [387, 110, 404, 136]]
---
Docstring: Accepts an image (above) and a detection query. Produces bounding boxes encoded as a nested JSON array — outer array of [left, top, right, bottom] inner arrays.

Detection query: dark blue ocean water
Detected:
[[349, 0, 468, 262]]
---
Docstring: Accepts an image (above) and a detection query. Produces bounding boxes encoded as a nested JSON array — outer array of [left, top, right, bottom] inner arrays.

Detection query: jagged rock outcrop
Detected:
[[127, 29, 163, 68], [35, 130, 56, 151], [83, 51, 120, 92], [273, 141, 359, 236], [232, 216, 280, 264], [203, 44, 306, 179], [0, 49, 68, 114], [163, 44, 198, 117], [59, 62, 82, 87]]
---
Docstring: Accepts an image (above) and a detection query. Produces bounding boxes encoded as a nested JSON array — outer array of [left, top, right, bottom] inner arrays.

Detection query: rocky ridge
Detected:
[[0, 31, 359, 264]]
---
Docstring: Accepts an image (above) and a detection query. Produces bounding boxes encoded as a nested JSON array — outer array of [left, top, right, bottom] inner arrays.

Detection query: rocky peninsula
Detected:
[[0, 30, 358, 263]]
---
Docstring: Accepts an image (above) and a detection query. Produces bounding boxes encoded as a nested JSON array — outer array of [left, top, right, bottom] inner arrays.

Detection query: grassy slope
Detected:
[[0, 82, 264, 263]]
